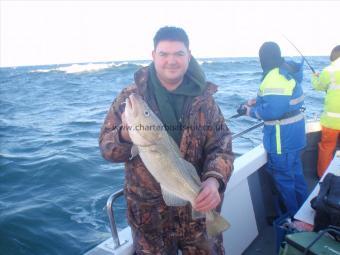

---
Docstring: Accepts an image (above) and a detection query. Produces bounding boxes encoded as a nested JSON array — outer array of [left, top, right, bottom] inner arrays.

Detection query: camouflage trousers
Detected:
[[126, 194, 225, 255]]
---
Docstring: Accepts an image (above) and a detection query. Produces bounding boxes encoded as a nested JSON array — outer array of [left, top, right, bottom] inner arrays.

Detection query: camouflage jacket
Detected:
[[99, 66, 234, 200]]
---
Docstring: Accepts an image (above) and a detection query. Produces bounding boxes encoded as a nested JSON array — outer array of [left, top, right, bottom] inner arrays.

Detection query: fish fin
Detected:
[[160, 185, 188, 206], [191, 209, 205, 219], [206, 211, 230, 237], [167, 135, 182, 155], [129, 145, 139, 160], [167, 133, 201, 188], [179, 159, 201, 187]]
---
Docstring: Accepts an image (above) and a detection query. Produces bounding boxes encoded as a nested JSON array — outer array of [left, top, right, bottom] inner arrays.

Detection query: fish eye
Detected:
[[144, 111, 150, 117]]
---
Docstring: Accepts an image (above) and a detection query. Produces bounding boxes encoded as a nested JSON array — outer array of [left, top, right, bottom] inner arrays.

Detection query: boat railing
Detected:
[[106, 188, 125, 249], [105, 121, 264, 250]]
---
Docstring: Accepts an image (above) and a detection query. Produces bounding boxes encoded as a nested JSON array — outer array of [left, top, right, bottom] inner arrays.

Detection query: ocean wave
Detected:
[[197, 60, 214, 65], [199, 58, 258, 66], [66, 120, 99, 127], [30, 61, 151, 74], [1, 56, 328, 255], [53, 63, 113, 74]]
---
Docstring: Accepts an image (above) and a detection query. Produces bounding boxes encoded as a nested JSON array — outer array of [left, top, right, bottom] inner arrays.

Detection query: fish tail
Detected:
[[206, 211, 230, 237]]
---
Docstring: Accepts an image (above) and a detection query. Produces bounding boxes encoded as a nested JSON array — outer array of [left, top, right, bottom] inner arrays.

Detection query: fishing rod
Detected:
[[283, 35, 316, 74], [225, 103, 263, 139], [226, 113, 243, 120], [232, 121, 264, 140], [225, 104, 247, 121]]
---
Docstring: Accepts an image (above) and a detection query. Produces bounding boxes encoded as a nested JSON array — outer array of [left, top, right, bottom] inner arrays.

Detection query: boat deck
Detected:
[[85, 123, 339, 255], [243, 128, 331, 255], [243, 164, 318, 255]]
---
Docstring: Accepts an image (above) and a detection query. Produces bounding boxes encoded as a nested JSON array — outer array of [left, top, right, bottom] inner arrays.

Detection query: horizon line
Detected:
[[0, 54, 328, 69]]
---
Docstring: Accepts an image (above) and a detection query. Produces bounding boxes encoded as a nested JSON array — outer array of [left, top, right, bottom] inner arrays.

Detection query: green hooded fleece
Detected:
[[148, 57, 207, 145]]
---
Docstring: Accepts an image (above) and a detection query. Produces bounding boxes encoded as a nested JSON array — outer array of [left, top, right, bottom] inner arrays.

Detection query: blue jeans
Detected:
[[267, 150, 308, 216]]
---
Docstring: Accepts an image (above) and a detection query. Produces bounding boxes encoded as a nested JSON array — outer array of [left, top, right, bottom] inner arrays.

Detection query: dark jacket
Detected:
[[99, 66, 234, 199], [99, 66, 234, 253]]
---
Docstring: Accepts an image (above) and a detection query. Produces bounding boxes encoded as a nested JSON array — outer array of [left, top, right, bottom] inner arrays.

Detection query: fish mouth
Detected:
[[127, 93, 142, 111], [125, 93, 142, 118], [125, 95, 132, 111]]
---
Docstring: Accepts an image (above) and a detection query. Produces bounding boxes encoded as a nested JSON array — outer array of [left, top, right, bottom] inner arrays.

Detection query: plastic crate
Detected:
[[279, 227, 340, 255]]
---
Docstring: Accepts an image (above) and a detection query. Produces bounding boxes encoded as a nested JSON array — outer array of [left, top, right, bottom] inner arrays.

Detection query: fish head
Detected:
[[125, 94, 164, 145]]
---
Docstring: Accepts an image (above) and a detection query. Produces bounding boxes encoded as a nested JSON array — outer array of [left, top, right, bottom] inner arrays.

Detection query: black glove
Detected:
[[237, 104, 247, 116]]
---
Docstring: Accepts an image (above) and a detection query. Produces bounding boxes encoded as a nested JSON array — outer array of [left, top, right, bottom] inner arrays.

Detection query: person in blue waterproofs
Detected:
[[242, 41, 309, 217]]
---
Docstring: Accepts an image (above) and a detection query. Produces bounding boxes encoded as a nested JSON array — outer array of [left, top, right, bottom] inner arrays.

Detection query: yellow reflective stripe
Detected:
[[326, 111, 340, 118], [330, 70, 336, 85], [275, 124, 281, 154], [328, 84, 340, 90], [326, 59, 340, 86], [260, 88, 286, 95], [264, 113, 304, 126], [289, 94, 304, 105], [259, 85, 295, 96]]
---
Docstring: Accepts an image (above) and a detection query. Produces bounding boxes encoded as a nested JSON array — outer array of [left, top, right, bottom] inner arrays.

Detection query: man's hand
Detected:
[[247, 98, 256, 106], [237, 98, 256, 117], [244, 104, 251, 116], [194, 177, 221, 212], [119, 111, 132, 142], [312, 72, 320, 78], [237, 104, 247, 116]]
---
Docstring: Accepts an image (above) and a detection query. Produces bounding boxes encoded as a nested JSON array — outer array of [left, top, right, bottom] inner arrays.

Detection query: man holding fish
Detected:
[[99, 26, 234, 254]]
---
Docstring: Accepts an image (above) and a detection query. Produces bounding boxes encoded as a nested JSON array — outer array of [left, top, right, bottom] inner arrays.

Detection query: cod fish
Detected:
[[124, 93, 230, 237]]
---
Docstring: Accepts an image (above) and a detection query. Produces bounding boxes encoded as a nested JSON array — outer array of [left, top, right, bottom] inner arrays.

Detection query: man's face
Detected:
[[152, 40, 191, 89]]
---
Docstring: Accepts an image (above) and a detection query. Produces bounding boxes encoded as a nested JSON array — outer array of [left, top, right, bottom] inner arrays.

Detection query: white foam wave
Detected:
[[197, 60, 213, 65], [110, 61, 150, 67], [31, 68, 53, 73], [30, 61, 150, 74], [137, 61, 151, 67], [31, 63, 113, 74], [111, 62, 129, 67], [57, 63, 113, 74]]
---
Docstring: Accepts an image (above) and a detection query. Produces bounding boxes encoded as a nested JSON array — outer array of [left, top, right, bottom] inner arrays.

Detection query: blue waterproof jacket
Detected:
[[250, 60, 306, 154]]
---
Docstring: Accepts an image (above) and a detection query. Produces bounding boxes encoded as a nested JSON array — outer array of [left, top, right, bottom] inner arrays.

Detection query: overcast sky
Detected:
[[1, 1, 339, 67]]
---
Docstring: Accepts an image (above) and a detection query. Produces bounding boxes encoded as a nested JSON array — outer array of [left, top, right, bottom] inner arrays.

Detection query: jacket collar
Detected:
[[133, 66, 218, 98]]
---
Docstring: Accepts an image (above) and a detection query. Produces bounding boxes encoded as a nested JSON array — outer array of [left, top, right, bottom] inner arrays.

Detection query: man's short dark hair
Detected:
[[153, 26, 189, 49], [330, 45, 340, 62]]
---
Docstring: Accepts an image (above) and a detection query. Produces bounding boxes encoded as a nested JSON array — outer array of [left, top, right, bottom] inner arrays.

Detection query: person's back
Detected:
[[244, 41, 308, 217], [250, 42, 306, 154], [311, 45, 340, 177]]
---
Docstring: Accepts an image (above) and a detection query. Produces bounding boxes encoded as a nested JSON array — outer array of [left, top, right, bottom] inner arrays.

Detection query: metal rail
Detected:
[[106, 188, 124, 249]]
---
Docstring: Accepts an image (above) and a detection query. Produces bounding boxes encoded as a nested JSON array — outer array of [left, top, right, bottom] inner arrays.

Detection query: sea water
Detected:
[[0, 57, 328, 254]]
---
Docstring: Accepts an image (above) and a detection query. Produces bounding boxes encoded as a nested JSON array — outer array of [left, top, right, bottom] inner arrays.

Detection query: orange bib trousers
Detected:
[[317, 126, 340, 177]]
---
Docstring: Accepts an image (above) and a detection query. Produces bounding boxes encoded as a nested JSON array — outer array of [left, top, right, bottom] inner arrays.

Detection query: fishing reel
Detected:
[[236, 104, 247, 116]]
